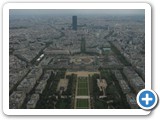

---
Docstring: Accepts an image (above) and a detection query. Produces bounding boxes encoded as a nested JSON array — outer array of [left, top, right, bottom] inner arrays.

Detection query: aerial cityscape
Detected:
[[9, 9, 145, 109]]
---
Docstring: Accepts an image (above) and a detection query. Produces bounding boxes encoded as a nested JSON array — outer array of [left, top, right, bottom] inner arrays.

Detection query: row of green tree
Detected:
[[36, 70, 66, 109]]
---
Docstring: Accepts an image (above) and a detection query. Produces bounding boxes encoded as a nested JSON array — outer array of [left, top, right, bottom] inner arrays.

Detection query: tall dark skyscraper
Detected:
[[72, 16, 77, 30]]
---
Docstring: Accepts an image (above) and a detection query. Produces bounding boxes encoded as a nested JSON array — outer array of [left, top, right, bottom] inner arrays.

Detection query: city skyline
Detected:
[[9, 9, 145, 109]]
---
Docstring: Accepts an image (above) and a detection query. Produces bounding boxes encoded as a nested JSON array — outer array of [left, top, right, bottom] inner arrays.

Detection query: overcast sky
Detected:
[[10, 9, 145, 16]]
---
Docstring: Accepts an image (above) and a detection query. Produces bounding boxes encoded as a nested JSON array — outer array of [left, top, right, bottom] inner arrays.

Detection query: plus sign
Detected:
[[142, 93, 153, 105]]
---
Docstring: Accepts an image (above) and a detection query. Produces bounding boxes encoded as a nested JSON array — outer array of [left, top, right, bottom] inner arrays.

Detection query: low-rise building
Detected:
[[130, 77, 145, 93], [40, 56, 52, 66], [97, 79, 107, 91], [44, 48, 70, 55], [97, 79, 107, 96], [41, 71, 51, 81], [126, 93, 139, 109], [123, 67, 144, 93], [28, 67, 43, 81], [119, 80, 130, 94], [9, 91, 26, 109], [114, 70, 123, 81], [17, 77, 36, 93], [57, 79, 69, 94], [35, 81, 47, 94], [27, 94, 39, 109], [17, 67, 43, 94]]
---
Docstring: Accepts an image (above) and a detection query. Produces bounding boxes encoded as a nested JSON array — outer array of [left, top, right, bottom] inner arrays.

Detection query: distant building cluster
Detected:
[[9, 55, 29, 92], [114, 67, 144, 109], [114, 70, 131, 94], [9, 91, 26, 109], [17, 68, 42, 93], [123, 67, 144, 94], [27, 94, 40, 109], [44, 47, 70, 55], [126, 93, 139, 109]]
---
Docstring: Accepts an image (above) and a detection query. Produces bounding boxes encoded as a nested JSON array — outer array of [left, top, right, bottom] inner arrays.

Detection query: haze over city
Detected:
[[10, 9, 144, 16]]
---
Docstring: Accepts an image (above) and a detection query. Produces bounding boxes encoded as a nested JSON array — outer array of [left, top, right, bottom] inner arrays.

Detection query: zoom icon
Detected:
[[137, 89, 158, 110]]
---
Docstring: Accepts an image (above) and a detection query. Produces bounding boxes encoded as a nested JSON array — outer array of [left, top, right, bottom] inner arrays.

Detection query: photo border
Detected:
[[3, 2, 151, 115]]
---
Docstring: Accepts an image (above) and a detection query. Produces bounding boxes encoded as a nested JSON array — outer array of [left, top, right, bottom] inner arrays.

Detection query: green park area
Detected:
[[77, 77, 89, 96], [76, 99, 89, 109]]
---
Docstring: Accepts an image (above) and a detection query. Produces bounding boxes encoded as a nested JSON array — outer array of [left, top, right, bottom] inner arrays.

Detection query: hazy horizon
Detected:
[[10, 9, 145, 16]]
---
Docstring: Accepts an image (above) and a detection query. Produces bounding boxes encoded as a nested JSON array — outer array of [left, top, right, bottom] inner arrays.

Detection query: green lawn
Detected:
[[76, 99, 89, 109], [77, 88, 88, 96], [77, 77, 89, 96], [78, 82, 88, 88]]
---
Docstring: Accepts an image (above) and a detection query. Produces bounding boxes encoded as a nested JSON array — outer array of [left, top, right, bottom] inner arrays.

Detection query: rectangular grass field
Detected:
[[77, 77, 89, 96], [76, 99, 89, 109]]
